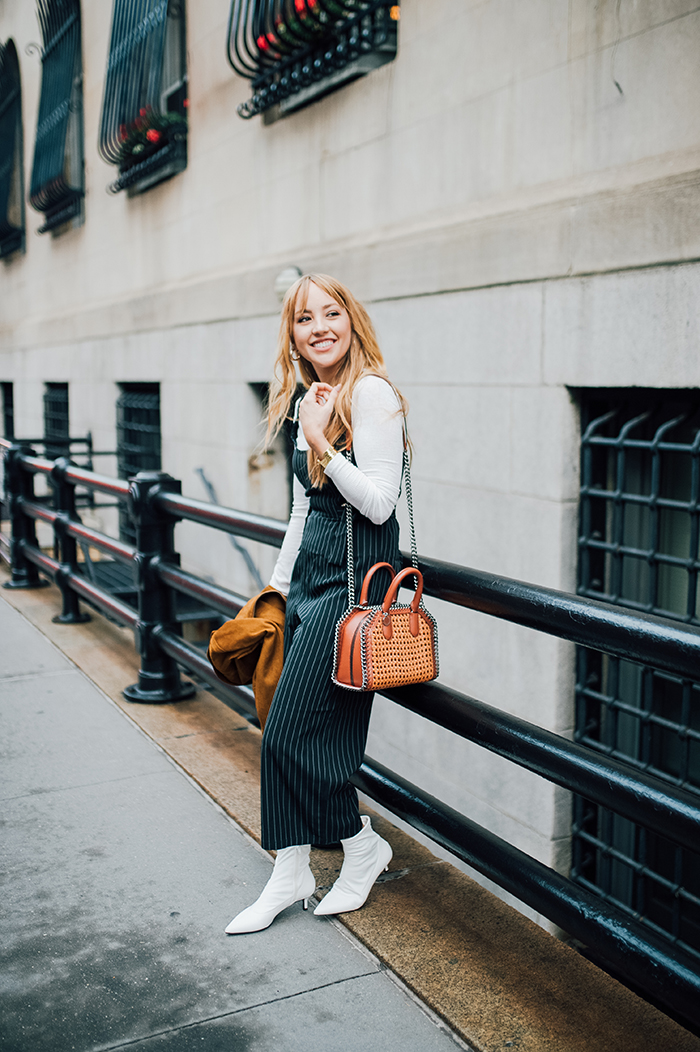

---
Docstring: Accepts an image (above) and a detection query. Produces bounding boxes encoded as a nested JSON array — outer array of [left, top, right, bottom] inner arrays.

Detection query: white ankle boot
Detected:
[[314, 816, 392, 916], [225, 845, 316, 934]]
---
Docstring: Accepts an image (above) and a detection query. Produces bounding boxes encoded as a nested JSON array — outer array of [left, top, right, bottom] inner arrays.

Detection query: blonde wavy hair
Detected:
[[265, 273, 408, 488]]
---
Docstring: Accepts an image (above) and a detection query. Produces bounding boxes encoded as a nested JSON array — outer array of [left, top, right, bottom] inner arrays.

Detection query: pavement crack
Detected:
[[0, 767, 173, 803], [89, 971, 381, 1051], [0, 667, 77, 684]]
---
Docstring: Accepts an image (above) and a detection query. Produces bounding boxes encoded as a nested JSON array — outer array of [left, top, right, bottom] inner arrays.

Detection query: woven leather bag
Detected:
[[332, 425, 439, 692], [333, 563, 438, 691]]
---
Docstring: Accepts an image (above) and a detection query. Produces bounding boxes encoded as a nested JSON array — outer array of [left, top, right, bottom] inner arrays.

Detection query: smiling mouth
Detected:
[[311, 339, 335, 350]]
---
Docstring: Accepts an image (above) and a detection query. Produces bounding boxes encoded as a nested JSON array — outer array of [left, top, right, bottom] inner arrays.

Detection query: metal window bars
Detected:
[[29, 0, 84, 234], [0, 41, 24, 259], [573, 390, 700, 969], [98, 0, 187, 195], [116, 386, 161, 543], [2, 383, 14, 441], [43, 383, 70, 460], [227, 0, 399, 119]]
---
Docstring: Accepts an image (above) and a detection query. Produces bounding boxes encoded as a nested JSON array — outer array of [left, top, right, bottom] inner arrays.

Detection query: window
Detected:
[[227, 1, 399, 121], [29, 1, 84, 235], [116, 383, 161, 542], [1, 382, 14, 439], [572, 390, 700, 964], [99, 0, 187, 197], [0, 41, 25, 259], [44, 382, 70, 458]]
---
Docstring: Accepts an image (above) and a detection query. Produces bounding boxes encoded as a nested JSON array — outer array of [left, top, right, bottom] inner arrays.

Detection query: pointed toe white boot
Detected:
[[314, 816, 392, 916], [225, 845, 316, 934]]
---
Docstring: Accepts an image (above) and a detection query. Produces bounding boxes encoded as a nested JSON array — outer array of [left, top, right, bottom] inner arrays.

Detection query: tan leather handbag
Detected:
[[332, 431, 439, 692]]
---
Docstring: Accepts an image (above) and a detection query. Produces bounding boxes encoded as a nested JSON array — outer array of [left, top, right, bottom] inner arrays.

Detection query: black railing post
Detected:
[[2, 444, 48, 590], [123, 470, 195, 703], [50, 457, 90, 624]]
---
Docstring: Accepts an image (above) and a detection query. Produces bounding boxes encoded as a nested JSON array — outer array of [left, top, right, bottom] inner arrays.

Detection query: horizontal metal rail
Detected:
[[154, 560, 247, 620], [21, 499, 57, 526], [155, 492, 286, 547], [382, 681, 699, 851], [153, 625, 257, 718], [64, 465, 130, 499], [19, 498, 136, 564], [414, 555, 700, 683], [20, 453, 55, 476], [66, 520, 136, 564], [21, 542, 138, 628], [353, 759, 700, 1029], [11, 450, 130, 500]]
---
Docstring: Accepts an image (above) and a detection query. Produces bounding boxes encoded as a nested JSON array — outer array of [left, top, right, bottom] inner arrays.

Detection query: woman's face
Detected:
[[292, 281, 352, 383]]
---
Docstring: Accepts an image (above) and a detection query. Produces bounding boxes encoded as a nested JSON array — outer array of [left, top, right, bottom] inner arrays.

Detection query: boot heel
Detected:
[[303, 898, 309, 910]]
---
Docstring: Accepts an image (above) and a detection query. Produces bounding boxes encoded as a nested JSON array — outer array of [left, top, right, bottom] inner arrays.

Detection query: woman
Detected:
[[226, 274, 407, 935]]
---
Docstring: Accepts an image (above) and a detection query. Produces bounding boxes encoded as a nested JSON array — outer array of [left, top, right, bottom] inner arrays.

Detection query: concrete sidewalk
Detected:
[[0, 597, 464, 1052]]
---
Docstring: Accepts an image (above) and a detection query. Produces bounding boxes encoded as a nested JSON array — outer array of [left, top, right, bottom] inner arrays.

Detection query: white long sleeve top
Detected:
[[269, 375, 404, 596]]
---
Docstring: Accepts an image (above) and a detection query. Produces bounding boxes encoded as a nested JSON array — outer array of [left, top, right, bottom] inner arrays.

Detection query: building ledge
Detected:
[[2, 570, 699, 1052]]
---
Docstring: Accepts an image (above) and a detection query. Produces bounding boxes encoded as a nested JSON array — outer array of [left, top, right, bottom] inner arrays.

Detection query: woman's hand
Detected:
[[299, 382, 341, 457]]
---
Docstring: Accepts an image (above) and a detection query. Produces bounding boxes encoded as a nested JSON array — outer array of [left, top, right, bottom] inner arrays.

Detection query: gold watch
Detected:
[[317, 447, 338, 470]]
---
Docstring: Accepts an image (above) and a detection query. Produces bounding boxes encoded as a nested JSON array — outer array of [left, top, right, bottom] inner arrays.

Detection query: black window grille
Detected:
[[29, 1, 84, 235], [44, 382, 70, 459], [0, 40, 25, 259], [573, 389, 700, 965], [227, 0, 399, 120], [99, 0, 187, 197], [1, 382, 14, 439], [116, 384, 161, 542]]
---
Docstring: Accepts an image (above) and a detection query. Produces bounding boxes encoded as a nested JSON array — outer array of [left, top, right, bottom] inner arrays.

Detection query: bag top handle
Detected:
[[359, 562, 396, 605], [382, 566, 423, 613]]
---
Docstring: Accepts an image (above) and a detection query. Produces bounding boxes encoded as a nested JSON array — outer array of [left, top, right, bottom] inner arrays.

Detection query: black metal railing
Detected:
[[2, 436, 700, 1031], [29, 0, 84, 234], [227, 0, 399, 119]]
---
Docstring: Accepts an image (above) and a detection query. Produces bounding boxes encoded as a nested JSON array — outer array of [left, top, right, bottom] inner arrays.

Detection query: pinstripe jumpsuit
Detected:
[[260, 423, 400, 851]]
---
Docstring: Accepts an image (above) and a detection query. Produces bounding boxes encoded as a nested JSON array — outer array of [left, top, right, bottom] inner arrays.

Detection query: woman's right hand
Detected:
[[299, 382, 341, 456]]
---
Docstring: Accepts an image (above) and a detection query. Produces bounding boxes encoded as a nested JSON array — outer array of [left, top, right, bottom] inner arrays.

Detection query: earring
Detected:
[[290, 347, 300, 361]]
